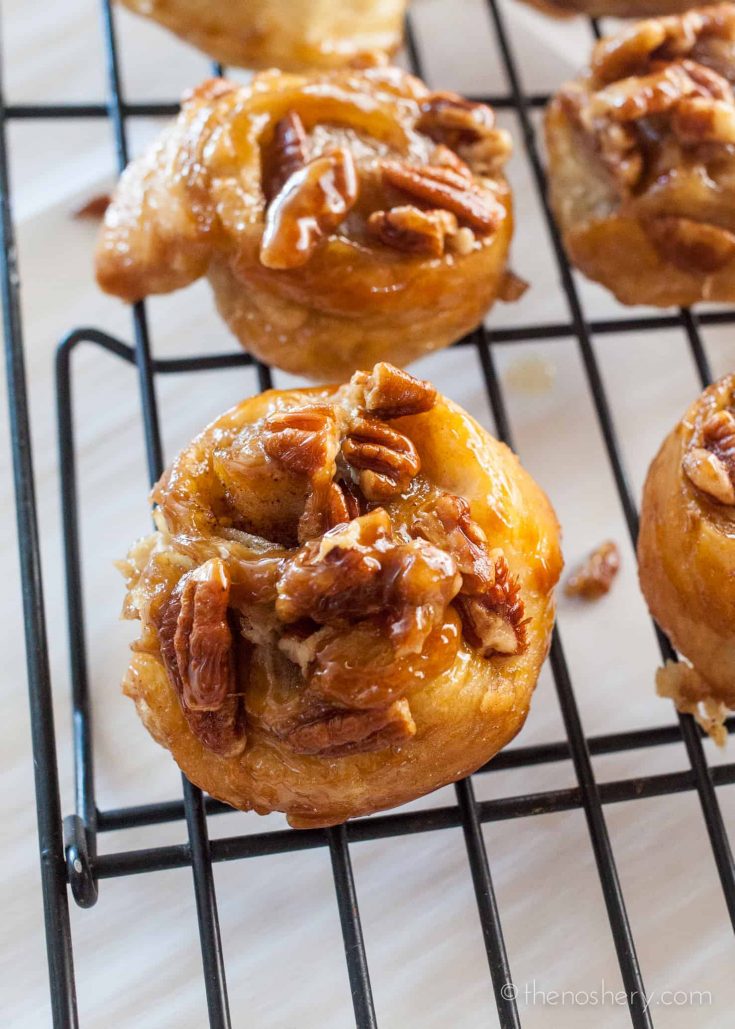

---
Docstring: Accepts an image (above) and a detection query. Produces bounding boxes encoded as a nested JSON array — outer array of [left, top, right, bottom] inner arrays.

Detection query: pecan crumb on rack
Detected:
[[656, 660, 729, 746], [260, 148, 358, 269], [342, 415, 421, 500], [564, 541, 620, 600], [264, 111, 308, 202], [367, 205, 458, 256], [361, 361, 437, 420]]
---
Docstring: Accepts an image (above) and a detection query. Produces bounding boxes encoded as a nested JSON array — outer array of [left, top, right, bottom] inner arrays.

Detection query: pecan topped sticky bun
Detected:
[[117, 0, 408, 72], [639, 374, 735, 720], [120, 364, 561, 827], [546, 6, 735, 307], [95, 68, 517, 380]]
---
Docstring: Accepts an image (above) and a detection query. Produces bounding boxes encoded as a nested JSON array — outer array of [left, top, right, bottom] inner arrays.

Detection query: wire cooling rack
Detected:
[[3, 2, 735, 1026]]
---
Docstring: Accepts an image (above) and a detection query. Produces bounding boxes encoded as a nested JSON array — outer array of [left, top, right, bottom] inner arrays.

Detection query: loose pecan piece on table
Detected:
[[565, 541, 620, 600]]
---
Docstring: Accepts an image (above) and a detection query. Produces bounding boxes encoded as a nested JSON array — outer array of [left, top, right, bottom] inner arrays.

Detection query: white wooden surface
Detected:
[[2, 1, 735, 1025]]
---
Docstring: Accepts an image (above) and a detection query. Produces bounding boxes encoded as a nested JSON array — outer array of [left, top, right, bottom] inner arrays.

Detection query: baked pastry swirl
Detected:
[[546, 6, 735, 307], [119, 364, 561, 827], [638, 375, 735, 711], [95, 69, 515, 380], [117, 0, 408, 72]]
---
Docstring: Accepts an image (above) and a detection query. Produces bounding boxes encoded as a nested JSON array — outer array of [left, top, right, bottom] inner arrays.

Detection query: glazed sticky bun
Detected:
[[546, 5, 735, 306], [117, 0, 408, 72], [96, 68, 517, 379], [119, 364, 562, 827], [639, 375, 735, 737]]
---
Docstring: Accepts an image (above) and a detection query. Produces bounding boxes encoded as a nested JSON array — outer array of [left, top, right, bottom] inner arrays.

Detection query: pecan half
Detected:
[[644, 216, 735, 273], [298, 479, 361, 543], [284, 698, 416, 756], [672, 96, 735, 144], [156, 560, 246, 756], [380, 160, 504, 234], [565, 541, 620, 600], [260, 148, 358, 269], [342, 415, 420, 500], [361, 362, 438, 420], [158, 559, 235, 711], [262, 405, 340, 477], [263, 111, 308, 202], [368, 205, 458, 256], [418, 91, 496, 142], [591, 19, 668, 85], [455, 555, 527, 657], [589, 62, 697, 123]]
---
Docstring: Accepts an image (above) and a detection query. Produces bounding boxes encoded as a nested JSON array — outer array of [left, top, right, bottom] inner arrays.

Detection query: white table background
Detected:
[[2, 0, 735, 1025]]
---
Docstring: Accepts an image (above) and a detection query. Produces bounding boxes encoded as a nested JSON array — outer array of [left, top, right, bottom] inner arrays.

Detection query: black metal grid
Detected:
[[3, 2, 735, 1027]]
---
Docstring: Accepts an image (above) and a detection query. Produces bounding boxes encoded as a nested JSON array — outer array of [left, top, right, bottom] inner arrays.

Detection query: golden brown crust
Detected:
[[545, 5, 735, 306], [117, 0, 408, 72], [120, 364, 562, 828], [638, 374, 735, 707], [95, 69, 515, 380]]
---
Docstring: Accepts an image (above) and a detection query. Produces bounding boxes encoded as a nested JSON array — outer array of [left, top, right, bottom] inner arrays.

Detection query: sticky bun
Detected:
[[117, 0, 408, 72], [95, 69, 516, 380], [119, 364, 562, 827], [639, 374, 735, 718], [546, 6, 735, 307]]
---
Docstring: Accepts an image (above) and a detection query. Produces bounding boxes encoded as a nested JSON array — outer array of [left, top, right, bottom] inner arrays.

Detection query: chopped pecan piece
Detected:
[[368, 205, 458, 256], [276, 509, 460, 633], [264, 111, 308, 202], [589, 62, 697, 123], [455, 553, 526, 657], [429, 144, 474, 178], [565, 541, 620, 600], [284, 698, 416, 756], [417, 91, 497, 144], [683, 408, 735, 504], [683, 446, 735, 504], [262, 405, 340, 477], [158, 559, 236, 711], [498, 270, 529, 303], [414, 493, 527, 657], [672, 96, 735, 144], [644, 216, 735, 273], [260, 148, 358, 269], [380, 160, 504, 234], [413, 493, 493, 593], [681, 59, 734, 102], [361, 362, 438, 420], [298, 479, 361, 543], [342, 415, 421, 500], [591, 19, 668, 85]]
